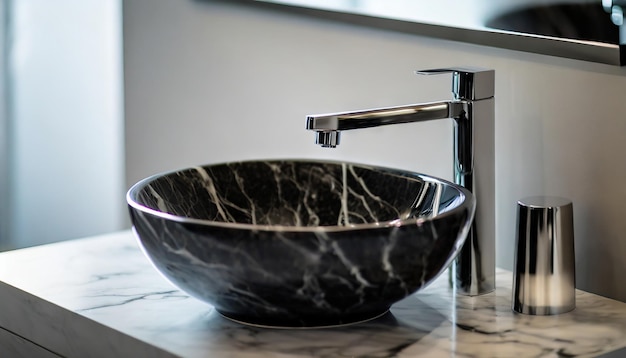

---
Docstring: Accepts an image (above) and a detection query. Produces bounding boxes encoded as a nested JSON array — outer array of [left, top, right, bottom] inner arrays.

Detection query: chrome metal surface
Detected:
[[513, 196, 576, 315], [314, 130, 340, 148], [416, 67, 495, 101], [306, 102, 459, 131], [306, 67, 496, 296]]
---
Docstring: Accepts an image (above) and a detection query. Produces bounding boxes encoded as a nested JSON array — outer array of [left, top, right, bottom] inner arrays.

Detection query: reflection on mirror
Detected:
[[239, 0, 625, 66], [488, 2, 621, 43]]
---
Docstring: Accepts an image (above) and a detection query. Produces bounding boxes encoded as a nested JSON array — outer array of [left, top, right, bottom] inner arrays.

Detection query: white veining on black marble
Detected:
[[127, 160, 474, 327], [135, 161, 430, 227]]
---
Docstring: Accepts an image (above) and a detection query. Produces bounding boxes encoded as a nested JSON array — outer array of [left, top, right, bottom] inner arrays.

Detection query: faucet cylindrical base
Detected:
[[452, 228, 496, 296]]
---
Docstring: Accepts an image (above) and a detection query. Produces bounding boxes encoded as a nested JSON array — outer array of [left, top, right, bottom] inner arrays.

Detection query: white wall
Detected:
[[123, 1, 626, 301], [7, 0, 125, 248]]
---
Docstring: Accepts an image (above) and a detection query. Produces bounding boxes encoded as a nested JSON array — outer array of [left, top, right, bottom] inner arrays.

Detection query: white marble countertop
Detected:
[[1, 230, 626, 357]]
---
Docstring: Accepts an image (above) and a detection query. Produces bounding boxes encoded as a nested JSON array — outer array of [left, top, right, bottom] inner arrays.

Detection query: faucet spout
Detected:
[[307, 101, 466, 149], [305, 67, 496, 296], [306, 101, 464, 135]]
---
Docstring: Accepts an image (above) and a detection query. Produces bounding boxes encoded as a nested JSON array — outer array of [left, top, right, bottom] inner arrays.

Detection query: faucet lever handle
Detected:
[[416, 67, 494, 101]]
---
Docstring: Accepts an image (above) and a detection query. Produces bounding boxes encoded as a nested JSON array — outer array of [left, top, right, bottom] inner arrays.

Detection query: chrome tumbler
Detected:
[[512, 196, 576, 315]]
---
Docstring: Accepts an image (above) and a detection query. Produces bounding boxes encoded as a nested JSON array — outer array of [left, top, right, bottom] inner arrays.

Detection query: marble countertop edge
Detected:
[[1, 231, 626, 358]]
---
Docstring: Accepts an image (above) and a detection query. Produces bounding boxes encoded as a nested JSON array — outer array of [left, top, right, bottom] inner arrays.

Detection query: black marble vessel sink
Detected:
[[127, 160, 475, 328]]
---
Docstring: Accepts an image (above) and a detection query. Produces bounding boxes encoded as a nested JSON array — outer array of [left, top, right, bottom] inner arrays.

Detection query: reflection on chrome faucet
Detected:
[[306, 67, 496, 296]]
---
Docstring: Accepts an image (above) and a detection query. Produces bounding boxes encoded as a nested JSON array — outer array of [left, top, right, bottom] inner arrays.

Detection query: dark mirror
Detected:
[[234, 0, 625, 66]]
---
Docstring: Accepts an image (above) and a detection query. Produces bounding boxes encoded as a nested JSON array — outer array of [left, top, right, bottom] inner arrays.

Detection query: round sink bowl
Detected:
[[127, 159, 475, 328]]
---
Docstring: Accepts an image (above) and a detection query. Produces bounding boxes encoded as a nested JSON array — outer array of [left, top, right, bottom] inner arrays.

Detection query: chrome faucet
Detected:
[[305, 67, 495, 296]]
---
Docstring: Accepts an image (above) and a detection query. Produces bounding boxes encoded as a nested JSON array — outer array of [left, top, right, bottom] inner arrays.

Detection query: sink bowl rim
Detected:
[[127, 158, 475, 233]]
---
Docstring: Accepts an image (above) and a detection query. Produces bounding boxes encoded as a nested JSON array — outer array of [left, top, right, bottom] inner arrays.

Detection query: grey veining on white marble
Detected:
[[1, 230, 626, 357]]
